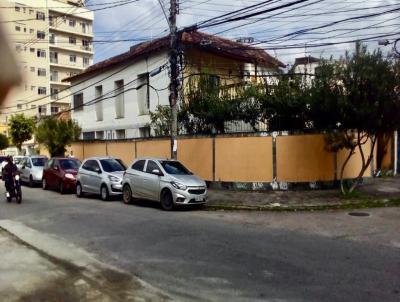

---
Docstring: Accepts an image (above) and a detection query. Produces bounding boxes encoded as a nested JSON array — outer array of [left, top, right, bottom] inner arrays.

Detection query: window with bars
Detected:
[[37, 31, 45, 39], [36, 12, 45, 21], [114, 80, 125, 118], [37, 68, 46, 77], [38, 87, 47, 95], [37, 49, 46, 58], [73, 93, 83, 111]]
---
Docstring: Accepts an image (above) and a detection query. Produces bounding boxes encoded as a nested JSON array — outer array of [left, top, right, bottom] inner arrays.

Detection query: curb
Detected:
[[206, 198, 400, 212], [0, 220, 173, 302]]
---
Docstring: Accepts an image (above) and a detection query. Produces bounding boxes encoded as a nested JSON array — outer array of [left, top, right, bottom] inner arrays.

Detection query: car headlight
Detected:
[[108, 175, 120, 182], [65, 173, 75, 180], [171, 181, 187, 190]]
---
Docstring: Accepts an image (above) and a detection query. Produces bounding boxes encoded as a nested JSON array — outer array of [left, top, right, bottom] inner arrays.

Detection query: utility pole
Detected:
[[169, 0, 179, 159]]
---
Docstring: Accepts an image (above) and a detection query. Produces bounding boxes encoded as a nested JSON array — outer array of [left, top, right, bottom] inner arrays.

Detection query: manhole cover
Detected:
[[348, 212, 370, 217]]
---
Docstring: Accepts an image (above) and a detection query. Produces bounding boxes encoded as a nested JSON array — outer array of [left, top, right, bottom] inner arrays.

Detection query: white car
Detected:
[[122, 158, 207, 210]]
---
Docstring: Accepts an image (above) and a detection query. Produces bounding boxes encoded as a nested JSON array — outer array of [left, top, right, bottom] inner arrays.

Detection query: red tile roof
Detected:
[[63, 30, 285, 82]]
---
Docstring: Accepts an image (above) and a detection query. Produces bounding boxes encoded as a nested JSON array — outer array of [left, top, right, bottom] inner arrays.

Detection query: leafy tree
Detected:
[[8, 114, 35, 153], [0, 133, 9, 150], [149, 105, 172, 136], [35, 117, 81, 157], [311, 45, 400, 194], [182, 75, 240, 134]]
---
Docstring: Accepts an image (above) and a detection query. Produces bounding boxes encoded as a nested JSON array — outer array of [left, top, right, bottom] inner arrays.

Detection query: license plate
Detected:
[[195, 196, 203, 202]]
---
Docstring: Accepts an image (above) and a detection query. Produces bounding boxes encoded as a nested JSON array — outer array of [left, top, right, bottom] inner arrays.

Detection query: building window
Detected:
[[95, 131, 104, 140], [49, 16, 54, 26], [51, 106, 59, 115], [38, 87, 47, 95], [15, 6, 20, 12], [83, 132, 95, 140], [69, 19, 76, 27], [50, 51, 58, 63], [36, 12, 45, 21], [114, 80, 125, 118], [69, 37, 76, 45], [51, 88, 59, 99], [137, 73, 150, 115], [38, 105, 47, 115], [82, 39, 90, 50], [83, 56, 90, 67], [95, 85, 103, 121], [50, 71, 58, 82], [30, 86, 35, 91], [139, 127, 150, 138], [15, 45, 22, 52], [82, 23, 87, 33], [30, 48, 35, 53], [116, 129, 125, 140], [37, 49, 46, 58], [37, 31, 45, 39], [49, 33, 55, 44], [30, 67, 35, 72], [17, 104, 23, 109], [69, 55, 76, 63], [15, 26, 21, 31], [29, 9, 34, 15], [73, 93, 83, 111], [37, 68, 46, 77], [31, 104, 36, 109], [29, 28, 34, 34], [23, 27, 26, 32]]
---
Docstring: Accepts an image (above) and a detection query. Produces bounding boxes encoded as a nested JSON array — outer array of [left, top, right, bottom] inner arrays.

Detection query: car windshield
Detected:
[[100, 159, 125, 172], [160, 161, 191, 175], [14, 157, 23, 164], [32, 157, 47, 167], [60, 159, 81, 170]]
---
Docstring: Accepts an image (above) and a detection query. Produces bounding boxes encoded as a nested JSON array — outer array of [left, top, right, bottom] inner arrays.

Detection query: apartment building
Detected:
[[0, 0, 93, 121]]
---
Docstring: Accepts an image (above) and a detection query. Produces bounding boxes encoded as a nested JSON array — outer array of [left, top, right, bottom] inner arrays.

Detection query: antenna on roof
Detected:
[[236, 37, 254, 44]]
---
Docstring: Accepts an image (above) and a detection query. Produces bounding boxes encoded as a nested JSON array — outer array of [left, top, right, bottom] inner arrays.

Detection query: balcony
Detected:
[[50, 43, 93, 55], [49, 23, 93, 38]]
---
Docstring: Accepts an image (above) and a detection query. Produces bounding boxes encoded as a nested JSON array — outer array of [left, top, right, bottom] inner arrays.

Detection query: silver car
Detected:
[[122, 158, 207, 210], [76, 157, 126, 201], [19, 156, 48, 186]]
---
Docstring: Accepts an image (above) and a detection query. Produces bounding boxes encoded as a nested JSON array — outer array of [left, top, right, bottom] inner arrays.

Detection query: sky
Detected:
[[90, 0, 400, 66]]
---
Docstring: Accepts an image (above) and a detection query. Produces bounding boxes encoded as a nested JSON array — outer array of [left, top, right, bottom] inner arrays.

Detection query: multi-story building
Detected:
[[0, 0, 93, 121]]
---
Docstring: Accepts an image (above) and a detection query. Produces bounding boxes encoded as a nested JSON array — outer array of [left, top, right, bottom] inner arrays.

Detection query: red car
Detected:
[[42, 157, 81, 194]]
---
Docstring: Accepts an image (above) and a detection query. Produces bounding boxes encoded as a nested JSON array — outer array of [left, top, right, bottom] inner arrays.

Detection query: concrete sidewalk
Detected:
[[207, 177, 400, 211], [0, 221, 171, 302]]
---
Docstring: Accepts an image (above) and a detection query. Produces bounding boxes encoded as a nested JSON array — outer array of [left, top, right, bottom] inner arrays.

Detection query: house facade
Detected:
[[66, 31, 285, 140]]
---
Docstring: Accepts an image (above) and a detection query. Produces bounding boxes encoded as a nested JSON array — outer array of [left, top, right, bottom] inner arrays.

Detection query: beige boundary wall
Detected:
[[62, 133, 377, 184]]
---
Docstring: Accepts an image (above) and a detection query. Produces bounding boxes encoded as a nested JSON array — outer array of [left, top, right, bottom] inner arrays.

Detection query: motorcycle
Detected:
[[5, 173, 22, 203]]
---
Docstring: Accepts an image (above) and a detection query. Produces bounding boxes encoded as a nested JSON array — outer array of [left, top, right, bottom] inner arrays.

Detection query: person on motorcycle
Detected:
[[3, 156, 18, 193]]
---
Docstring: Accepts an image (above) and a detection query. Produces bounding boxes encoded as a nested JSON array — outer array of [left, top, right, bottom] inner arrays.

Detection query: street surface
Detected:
[[0, 185, 399, 302]]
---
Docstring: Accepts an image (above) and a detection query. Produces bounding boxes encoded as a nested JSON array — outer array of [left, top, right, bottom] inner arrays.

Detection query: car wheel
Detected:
[[59, 182, 65, 195], [122, 184, 132, 204], [100, 185, 109, 201], [42, 178, 48, 190], [161, 190, 174, 211], [76, 182, 83, 198], [29, 175, 33, 187]]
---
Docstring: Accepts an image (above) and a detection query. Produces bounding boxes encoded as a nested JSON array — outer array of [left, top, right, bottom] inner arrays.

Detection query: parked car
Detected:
[[19, 156, 48, 186], [14, 156, 25, 169], [122, 158, 207, 210], [76, 157, 126, 201], [42, 157, 82, 194]]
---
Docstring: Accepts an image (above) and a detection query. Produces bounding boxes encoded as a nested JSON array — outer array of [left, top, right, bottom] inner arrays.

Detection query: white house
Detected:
[[65, 30, 285, 140]]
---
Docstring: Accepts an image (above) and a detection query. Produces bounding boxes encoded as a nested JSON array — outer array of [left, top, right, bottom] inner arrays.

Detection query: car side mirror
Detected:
[[152, 169, 162, 176], [95, 167, 102, 174]]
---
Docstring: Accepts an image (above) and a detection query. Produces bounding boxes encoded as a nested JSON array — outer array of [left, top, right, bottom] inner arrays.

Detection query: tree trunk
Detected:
[[348, 136, 377, 194], [340, 147, 355, 195]]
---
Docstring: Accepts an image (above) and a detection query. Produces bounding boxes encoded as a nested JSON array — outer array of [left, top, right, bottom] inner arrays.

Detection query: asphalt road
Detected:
[[0, 185, 399, 302]]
